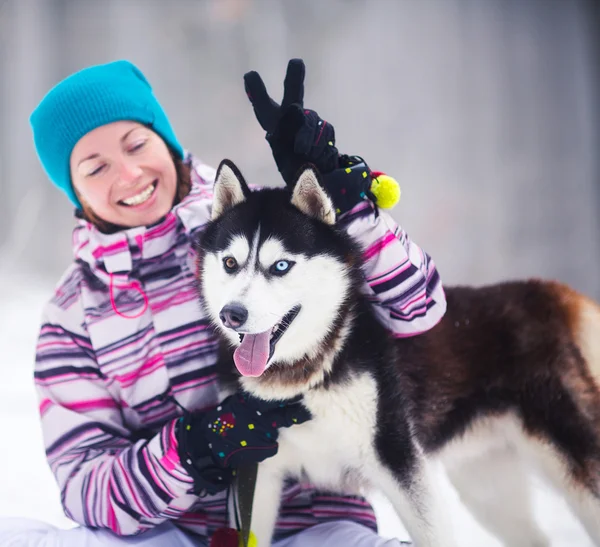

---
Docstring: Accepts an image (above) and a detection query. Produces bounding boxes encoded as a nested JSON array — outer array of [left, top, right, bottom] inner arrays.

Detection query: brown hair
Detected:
[[76, 147, 192, 234]]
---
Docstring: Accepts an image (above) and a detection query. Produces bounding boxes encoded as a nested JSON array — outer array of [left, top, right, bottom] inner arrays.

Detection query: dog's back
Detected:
[[399, 280, 600, 455], [392, 279, 600, 546]]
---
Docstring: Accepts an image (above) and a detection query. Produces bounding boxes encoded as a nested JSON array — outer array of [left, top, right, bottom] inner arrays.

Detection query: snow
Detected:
[[0, 274, 593, 545]]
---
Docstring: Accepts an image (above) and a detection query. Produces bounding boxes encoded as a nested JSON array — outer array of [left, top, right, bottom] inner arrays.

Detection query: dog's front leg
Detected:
[[373, 458, 456, 547], [249, 461, 285, 547]]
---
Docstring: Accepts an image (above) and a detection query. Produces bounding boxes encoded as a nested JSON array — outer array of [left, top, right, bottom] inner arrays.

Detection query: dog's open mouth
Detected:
[[233, 306, 301, 378]]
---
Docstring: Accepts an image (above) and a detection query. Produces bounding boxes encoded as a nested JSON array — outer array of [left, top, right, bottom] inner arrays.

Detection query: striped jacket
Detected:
[[34, 154, 446, 538]]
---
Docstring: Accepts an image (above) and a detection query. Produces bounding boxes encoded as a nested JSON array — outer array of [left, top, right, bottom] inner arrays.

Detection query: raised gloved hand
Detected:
[[244, 59, 338, 185], [177, 392, 311, 496], [244, 58, 400, 215]]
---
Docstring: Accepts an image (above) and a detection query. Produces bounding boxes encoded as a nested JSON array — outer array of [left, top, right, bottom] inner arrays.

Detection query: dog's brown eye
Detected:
[[223, 257, 238, 272]]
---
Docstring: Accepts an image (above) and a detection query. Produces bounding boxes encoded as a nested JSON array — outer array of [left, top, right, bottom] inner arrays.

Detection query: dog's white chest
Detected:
[[273, 373, 380, 491]]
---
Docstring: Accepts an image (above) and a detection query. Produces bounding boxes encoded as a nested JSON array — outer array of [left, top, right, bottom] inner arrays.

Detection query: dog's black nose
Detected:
[[219, 303, 248, 329]]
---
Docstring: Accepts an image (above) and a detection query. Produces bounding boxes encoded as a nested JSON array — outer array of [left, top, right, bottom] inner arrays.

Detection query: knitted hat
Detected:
[[30, 60, 184, 208]]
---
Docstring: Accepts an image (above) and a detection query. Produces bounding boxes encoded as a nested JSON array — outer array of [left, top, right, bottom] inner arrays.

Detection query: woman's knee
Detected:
[[0, 518, 63, 547], [0, 519, 208, 547]]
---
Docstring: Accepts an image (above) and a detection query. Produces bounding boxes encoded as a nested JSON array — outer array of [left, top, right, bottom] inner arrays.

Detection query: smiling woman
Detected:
[[70, 121, 178, 229], [4, 58, 447, 547]]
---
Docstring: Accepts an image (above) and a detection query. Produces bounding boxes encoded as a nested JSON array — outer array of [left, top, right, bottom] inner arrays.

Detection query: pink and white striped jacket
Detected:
[[34, 154, 446, 538]]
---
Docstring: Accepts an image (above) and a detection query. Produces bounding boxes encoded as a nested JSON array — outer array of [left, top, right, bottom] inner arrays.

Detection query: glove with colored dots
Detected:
[[177, 392, 312, 496]]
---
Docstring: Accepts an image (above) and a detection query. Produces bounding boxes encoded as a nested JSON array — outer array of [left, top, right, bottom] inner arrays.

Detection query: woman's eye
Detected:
[[128, 140, 147, 153], [270, 260, 295, 275], [223, 257, 238, 272], [87, 164, 106, 177]]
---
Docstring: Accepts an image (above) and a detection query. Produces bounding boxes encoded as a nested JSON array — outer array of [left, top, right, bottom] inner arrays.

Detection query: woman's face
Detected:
[[70, 121, 178, 228]]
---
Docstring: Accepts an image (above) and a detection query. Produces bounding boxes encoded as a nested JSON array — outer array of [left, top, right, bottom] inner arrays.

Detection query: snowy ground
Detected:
[[0, 274, 593, 546]]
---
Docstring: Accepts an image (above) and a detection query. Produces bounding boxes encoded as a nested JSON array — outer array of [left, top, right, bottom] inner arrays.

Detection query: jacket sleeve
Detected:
[[34, 288, 198, 536], [338, 200, 447, 337]]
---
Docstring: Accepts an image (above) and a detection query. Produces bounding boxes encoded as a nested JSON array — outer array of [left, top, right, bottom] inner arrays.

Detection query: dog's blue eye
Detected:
[[270, 260, 295, 276]]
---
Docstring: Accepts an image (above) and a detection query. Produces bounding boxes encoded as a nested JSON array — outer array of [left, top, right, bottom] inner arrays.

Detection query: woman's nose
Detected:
[[118, 160, 143, 183]]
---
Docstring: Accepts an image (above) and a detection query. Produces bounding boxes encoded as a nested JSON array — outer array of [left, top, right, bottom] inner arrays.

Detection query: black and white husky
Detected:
[[196, 159, 600, 547]]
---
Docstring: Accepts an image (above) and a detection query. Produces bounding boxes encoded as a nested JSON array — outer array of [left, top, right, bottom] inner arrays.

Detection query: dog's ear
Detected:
[[211, 159, 250, 220], [290, 166, 336, 225]]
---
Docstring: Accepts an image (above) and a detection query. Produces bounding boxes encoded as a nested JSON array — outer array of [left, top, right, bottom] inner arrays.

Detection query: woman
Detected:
[[1, 58, 444, 546]]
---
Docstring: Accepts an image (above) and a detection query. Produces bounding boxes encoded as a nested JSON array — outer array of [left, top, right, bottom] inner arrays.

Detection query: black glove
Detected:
[[244, 58, 339, 185], [177, 392, 312, 496], [244, 59, 378, 215]]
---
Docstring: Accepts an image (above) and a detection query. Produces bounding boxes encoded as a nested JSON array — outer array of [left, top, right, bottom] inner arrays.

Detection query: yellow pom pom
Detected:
[[238, 531, 257, 547], [370, 174, 401, 209]]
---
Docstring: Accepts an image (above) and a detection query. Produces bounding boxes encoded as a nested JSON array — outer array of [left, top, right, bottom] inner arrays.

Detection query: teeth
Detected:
[[272, 324, 280, 334], [122, 182, 156, 206]]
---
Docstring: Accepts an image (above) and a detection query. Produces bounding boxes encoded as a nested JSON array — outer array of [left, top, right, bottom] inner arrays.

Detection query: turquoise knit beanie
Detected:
[[30, 60, 184, 208]]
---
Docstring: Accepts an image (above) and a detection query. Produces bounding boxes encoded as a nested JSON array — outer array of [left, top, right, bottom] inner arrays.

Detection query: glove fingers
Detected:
[[239, 392, 312, 428], [281, 59, 305, 110], [293, 114, 318, 156], [244, 71, 279, 132], [225, 443, 279, 468], [274, 104, 307, 149], [321, 122, 335, 148], [318, 142, 340, 174], [307, 120, 336, 160], [268, 401, 312, 428], [219, 423, 279, 468], [295, 112, 337, 169]]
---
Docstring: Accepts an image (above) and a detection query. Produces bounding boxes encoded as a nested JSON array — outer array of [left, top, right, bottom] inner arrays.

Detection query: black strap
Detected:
[[236, 463, 259, 547]]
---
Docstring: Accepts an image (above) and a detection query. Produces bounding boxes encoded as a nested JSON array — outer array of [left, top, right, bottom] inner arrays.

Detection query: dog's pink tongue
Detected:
[[234, 330, 271, 377]]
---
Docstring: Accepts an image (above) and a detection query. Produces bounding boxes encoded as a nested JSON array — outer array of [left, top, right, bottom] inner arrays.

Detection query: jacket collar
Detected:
[[72, 153, 215, 275]]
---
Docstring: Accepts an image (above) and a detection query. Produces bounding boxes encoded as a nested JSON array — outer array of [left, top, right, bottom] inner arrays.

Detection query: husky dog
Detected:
[[196, 159, 600, 547]]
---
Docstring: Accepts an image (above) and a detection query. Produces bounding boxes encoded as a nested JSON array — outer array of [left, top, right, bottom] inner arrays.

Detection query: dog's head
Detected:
[[196, 159, 363, 397]]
